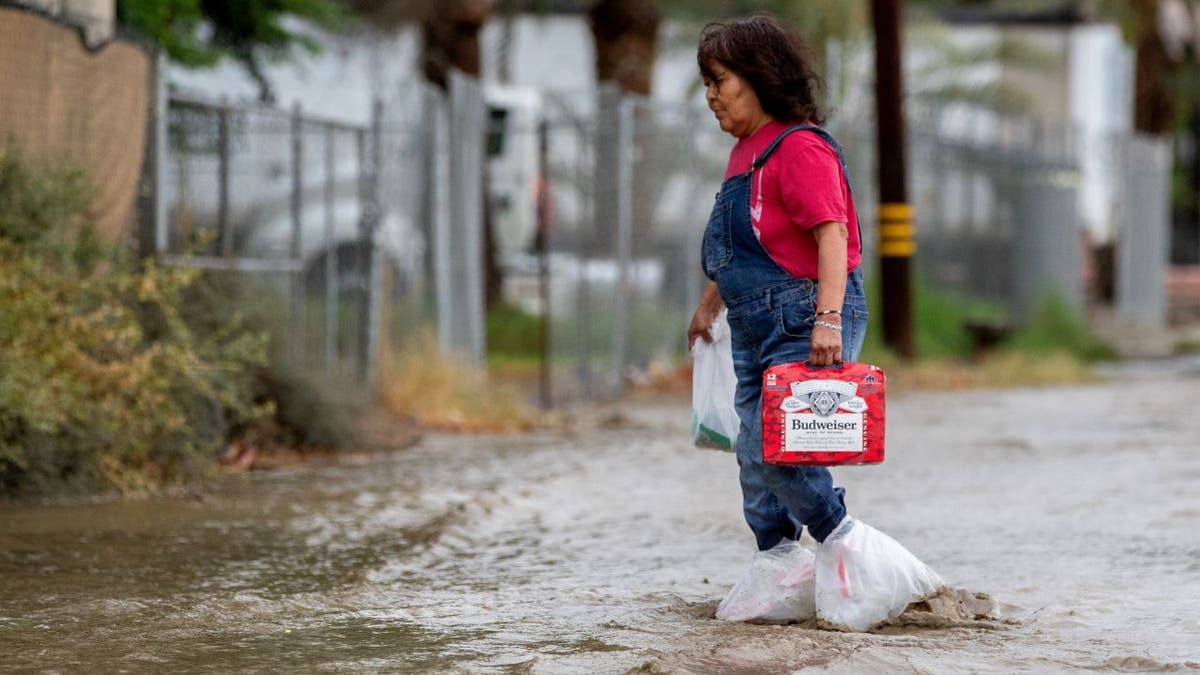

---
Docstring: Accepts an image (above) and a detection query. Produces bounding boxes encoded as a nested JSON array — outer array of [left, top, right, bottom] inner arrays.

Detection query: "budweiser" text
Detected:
[[790, 419, 859, 431]]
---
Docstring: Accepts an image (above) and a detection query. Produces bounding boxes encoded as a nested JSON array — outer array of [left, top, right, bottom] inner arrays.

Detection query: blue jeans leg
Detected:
[[734, 366, 847, 548], [731, 272, 868, 549]]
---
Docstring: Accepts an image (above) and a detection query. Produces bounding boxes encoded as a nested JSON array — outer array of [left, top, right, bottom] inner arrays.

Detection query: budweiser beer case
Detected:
[[762, 362, 886, 466]]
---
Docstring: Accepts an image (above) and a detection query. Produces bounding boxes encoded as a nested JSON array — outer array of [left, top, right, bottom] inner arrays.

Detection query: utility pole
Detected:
[[871, 0, 916, 358]]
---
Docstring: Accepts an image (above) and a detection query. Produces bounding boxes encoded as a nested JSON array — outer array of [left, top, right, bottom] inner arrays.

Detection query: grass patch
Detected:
[[481, 270, 1119, 400], [869, 350, 1099, 392], [1175, 339, 1200, 355], [853, 278, 1116, 390], [860, 276, 1115, 360], [859, 278, 1007, 362], [492, 277, 1116, 394], [1003, 295, 1118, 361], [487, 303, 543, 362], [379, 330, 537, 432]]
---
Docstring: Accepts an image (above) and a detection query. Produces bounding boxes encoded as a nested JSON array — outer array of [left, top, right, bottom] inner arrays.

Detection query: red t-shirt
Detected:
[[722, 120, 861, 279]]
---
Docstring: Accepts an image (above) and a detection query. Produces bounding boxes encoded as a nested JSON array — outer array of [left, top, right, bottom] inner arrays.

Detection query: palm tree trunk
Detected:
[[420, 0, 493, 84], [1131, 0, 1175, 135], [587, 0, 660, 95]]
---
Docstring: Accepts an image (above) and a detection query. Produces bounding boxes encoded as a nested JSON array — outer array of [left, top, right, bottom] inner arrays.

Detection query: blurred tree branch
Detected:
[[117, 0, 347, 102]]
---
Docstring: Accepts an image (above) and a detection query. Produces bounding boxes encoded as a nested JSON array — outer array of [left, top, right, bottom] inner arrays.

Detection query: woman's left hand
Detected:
[[808, 322, 843, 367]]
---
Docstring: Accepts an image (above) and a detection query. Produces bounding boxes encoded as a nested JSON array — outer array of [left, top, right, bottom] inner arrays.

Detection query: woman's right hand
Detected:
[[687, 282, 724, 351]]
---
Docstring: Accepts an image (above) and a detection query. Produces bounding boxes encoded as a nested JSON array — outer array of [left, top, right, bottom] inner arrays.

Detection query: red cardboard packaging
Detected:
[[761, 362, 886, 466]]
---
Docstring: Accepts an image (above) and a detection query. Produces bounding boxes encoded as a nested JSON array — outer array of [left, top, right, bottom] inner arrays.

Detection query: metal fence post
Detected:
[[324, 125, 337, 373], [417, 83, 436, 320], [355, 124, 369, 380], [683, 109, 704, 321], [586, 84, 622, 398], [217, 101, 232, 258], [290, 103, 305, 366], [537, 118, 552, 409], [359, 99, 384, 387], [446, 72, 486, 365], [153, 50, 168, 255], [576, 118, 594, 398], [368, 99, 385, 387], [465, 85, 486, 366], [611, 95, 634, 396], [432, 89, 453, 358]]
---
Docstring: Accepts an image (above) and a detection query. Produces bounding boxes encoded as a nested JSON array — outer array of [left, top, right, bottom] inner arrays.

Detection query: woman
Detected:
[[688, 15, 942, 631]]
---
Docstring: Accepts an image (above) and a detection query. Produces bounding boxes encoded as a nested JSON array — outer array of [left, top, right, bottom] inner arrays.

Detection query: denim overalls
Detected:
[[702, 124, 868, 551]]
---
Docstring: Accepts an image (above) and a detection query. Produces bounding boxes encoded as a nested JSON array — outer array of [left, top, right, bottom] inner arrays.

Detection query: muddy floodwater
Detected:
[[3, 359, 1200, 673]]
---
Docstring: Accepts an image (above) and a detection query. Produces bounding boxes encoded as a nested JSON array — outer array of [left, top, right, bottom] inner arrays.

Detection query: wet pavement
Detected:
[[2, 361, 1199, 673]]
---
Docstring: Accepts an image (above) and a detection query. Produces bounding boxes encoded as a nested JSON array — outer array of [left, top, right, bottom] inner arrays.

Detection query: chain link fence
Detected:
[[150, 64, 1171, 405], [540, 91, 1171, 402], [153, 70, 485, 388], [896, 101, 1085, 320], [535, 87, 726, 400], [3, 5, 1175, 410]]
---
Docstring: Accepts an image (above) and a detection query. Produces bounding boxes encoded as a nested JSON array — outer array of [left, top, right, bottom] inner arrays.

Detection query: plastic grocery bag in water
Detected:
[[815, 517, 944, 631], [716, 539, 816, 623], [691, 309, 739, 451]]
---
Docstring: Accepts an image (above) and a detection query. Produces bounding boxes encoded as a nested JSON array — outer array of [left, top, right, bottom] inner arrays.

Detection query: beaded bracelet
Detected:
[[814, 320, 843, 332], [816, 309, 842, 317]]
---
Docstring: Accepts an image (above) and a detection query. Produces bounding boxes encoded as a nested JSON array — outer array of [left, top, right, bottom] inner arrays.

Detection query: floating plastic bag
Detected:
[[815, 517, 945, 631], [716, 540, 816, 623], [691, 309, 739, 451]]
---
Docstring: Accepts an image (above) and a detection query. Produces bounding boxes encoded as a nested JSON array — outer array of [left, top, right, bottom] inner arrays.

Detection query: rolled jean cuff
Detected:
[[807, 507, 847, 544]]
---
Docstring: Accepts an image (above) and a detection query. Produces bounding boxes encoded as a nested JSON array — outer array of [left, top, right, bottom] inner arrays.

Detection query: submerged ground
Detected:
[[3, 358, 1199, 673]]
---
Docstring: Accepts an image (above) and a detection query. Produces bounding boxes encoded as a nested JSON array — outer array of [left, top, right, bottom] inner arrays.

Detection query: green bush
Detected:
[[1004, 294, 1118, 361], [859, 277, 1115, 363], [487, 303, 543, 361], [0, 147, 271, 496], [860, 278, 1006, 362]]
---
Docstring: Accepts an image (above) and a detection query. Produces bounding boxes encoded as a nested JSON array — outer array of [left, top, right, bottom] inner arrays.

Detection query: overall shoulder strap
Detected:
[[752, 124, 849, 177], [750, 124, 863, 256]]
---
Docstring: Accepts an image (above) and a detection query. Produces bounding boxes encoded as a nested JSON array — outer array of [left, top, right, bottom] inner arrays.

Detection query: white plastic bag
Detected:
[[691, 309, 739, 451], [815, 517, 945, 631], [716, 539, 816, 623]]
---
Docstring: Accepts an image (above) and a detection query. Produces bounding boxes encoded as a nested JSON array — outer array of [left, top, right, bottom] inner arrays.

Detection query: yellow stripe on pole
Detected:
[[879, 240, 917, 257], [879, 203, 913, 222], [878, 202, 915, 257], [880, 223, 913, 239]]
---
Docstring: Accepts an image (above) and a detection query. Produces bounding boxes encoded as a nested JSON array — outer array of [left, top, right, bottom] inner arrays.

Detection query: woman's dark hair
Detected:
[[697, 14, 827, 125]]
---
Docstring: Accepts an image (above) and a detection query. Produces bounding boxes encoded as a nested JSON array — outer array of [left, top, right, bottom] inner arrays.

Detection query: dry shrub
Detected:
[[0, 146, 272, 497], [880, 351, 1099, 392], [378, 331, 536, 433]]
